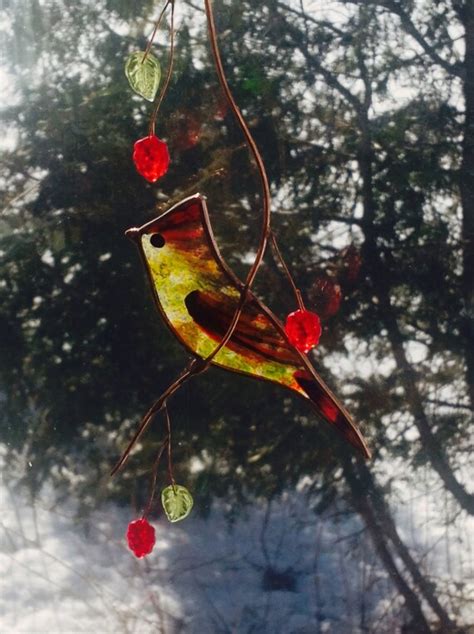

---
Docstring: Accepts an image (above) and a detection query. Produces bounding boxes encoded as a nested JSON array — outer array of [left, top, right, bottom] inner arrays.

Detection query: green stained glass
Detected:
[[125, 51, 161, 102], [161, 485, 194, 523]]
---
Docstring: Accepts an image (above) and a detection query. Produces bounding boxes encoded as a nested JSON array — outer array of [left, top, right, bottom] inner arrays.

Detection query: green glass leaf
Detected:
[[125, 51, 161, 102], [161, 485, 194, 523]]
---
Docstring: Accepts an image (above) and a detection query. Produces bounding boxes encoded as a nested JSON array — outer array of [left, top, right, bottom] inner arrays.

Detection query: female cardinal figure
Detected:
[[124, 193, 370, 460]]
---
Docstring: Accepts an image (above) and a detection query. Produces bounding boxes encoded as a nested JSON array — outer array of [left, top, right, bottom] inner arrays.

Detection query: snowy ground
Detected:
[[1, 450, 473, 633]]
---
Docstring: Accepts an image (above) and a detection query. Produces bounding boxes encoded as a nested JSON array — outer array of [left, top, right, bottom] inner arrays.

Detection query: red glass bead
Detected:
[[310, 276, 342, 319], [133, 135, 170, 182], [285, 309, 321, 353], [126, 518, 156, 558]]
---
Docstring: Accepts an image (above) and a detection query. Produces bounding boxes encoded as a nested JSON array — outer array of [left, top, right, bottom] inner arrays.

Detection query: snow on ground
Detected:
[[1, 448, 473, 633]]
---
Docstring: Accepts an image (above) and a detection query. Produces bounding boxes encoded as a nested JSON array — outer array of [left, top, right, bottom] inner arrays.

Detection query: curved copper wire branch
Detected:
[[111, 358, 204, 476], [200, 0, 271, 364], [203, 1, 307, 353]]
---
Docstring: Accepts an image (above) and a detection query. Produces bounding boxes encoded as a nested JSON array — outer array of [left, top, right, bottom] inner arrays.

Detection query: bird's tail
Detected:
[[294, 370, 371, 459]]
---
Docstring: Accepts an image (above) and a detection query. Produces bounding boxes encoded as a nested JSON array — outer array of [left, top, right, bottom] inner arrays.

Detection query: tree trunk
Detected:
[[342, 457, 433, 633], [352, 459, 460, 632], [459, 0, 474, 408]]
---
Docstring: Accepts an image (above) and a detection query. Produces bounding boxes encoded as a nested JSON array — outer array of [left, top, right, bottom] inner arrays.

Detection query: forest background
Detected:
[[0, 0, 473, 632]]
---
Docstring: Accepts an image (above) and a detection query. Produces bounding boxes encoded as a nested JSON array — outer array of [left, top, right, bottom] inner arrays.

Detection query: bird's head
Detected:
[[126, 193, 205, 247], [126, 193, 220, 295]]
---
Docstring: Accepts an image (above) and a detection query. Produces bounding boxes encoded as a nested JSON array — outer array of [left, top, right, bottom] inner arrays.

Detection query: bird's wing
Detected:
[[184, 289, 299, 365], [184, 288, 371, 459]]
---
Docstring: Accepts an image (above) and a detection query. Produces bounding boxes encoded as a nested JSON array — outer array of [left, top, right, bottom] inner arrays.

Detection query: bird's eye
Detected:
[[150, 233, 165, 248]]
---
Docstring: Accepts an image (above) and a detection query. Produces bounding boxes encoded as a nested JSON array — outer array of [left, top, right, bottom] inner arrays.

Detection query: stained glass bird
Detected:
[[126, 194, 370, 458]]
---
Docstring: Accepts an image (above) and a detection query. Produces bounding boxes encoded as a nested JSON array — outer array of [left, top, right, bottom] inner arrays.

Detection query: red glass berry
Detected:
[[126, 518, 156, 558], [133, 135, 170, 182], [285, 309, 321, 353]]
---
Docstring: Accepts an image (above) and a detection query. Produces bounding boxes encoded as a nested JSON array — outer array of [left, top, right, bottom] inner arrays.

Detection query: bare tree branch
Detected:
[[339, 0, 464, 78], [273, 5, 364, 115]]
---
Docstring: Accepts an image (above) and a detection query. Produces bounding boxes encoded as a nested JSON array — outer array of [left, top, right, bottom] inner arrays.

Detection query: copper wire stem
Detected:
[[143, 437, 168, 518], [270, 231, 305, 311], [142, 0, 172, 65], [149, 0, 175, 136]]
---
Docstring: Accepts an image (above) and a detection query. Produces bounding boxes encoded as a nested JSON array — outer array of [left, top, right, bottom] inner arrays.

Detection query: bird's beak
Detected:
[[125, 227, 140, 241]]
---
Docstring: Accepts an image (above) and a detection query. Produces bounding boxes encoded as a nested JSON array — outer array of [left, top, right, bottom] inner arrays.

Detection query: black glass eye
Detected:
[[150, 233, 165, 248]]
